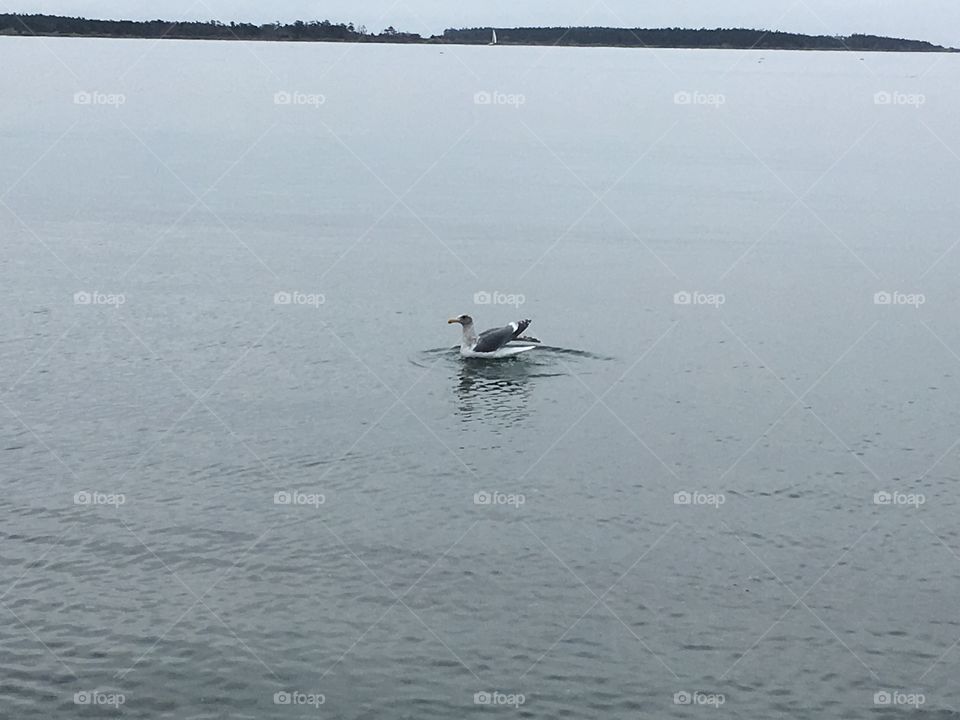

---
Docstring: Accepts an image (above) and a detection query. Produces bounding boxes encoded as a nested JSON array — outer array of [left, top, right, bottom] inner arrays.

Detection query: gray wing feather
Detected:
[[473, 319, 531, 353]]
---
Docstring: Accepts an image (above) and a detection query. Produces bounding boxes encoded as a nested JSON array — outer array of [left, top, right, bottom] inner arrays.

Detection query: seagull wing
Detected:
[[472, 319, 531, 353]]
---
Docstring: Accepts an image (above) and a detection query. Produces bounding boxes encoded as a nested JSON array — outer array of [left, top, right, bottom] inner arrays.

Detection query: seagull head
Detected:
[[447, 314, 473, 326]]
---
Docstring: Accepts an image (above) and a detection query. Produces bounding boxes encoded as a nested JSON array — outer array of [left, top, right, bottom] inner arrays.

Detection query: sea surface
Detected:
[[2, 36, 960, 718]]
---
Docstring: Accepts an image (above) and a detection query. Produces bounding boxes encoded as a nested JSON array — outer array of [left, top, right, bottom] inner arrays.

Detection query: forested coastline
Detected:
[[0, 13, 953, 52]]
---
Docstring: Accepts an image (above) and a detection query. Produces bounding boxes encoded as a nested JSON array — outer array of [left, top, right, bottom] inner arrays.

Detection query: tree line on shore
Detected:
[[444, 26, 949, 51], [0, 14, 420, 41], [0, 13, 951, 51]]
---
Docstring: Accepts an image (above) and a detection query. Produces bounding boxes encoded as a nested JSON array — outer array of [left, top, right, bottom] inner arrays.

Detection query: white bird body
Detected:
[[459, 343, 537, 358], [448, 315, 539, 358]]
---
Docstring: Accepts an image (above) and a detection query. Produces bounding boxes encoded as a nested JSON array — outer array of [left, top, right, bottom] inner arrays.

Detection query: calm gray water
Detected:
[[2, 36, 960, 718]]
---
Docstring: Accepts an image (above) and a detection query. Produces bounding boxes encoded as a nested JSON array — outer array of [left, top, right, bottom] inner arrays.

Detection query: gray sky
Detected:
[[9, 1, 960, 47]]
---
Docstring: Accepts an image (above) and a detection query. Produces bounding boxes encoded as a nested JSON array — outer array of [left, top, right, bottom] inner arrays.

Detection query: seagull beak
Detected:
[[447, 317, 461, 324]]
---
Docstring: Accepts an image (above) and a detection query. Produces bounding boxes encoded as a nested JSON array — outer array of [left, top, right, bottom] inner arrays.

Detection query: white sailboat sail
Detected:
[[491, 29, 497, 45]]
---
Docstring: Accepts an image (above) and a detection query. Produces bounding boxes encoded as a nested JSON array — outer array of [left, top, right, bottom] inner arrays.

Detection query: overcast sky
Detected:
[[9, 1, 960, 47]]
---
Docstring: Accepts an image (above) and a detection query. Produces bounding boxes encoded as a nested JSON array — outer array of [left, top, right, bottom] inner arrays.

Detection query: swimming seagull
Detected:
[[447, 314, 539, 358]]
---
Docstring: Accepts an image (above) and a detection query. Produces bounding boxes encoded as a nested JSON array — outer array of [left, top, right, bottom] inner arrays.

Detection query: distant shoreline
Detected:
[[1, 13, 955, 52]]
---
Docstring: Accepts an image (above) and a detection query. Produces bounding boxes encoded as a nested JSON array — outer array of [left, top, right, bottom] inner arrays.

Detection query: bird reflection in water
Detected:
[[454, 359, 535, 431]]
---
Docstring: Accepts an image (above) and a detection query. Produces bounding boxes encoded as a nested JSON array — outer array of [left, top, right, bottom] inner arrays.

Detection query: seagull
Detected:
[[447, 314, 539, 358]]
